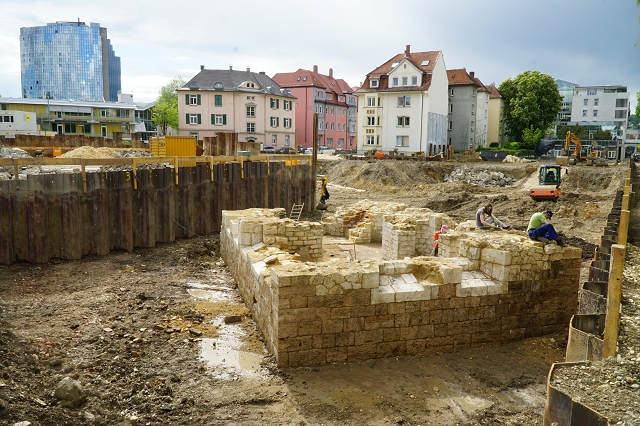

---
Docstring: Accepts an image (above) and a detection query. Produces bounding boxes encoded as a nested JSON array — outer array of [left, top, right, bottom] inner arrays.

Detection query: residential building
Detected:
[[355, 45, 449, 156], [20, 20, 121, 102], [273, 66, 357, 150], [485, 83, 505, 146], [446, 69, 489, 152], [178, 67, 296, 148], [0, 97, 136, 139]]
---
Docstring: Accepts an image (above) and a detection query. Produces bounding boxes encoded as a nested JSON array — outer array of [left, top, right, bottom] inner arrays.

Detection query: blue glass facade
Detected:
[[20, 21, 121, 102]]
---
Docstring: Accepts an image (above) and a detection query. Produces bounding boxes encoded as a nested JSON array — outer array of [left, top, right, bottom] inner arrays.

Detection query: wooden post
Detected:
[[311, 113, 318, 210], [13, 159, 18, 180], [618, 209, 629, 246], [132, 158, 138, 190], [81, 158, 87, 193], [603, 244, 625, 358]]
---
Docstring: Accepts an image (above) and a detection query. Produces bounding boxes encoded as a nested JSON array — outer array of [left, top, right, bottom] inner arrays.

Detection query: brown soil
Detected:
[[0, 158, 636, 425]]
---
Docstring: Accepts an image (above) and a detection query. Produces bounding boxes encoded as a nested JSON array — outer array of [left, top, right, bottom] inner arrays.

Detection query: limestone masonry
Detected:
[[221, 204, 582, 368]]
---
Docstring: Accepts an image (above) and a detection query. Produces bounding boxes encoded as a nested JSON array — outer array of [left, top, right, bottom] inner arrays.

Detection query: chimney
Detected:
[[470, 71, 475, 79], [229, 65, 233, 70], [313, 65, 318, 73], [405, 44, 410, 57], [259, 71, 265, 75], [200, 65, 204, 71], [246, 66, 250, 72], [329, 68, 333, 78]]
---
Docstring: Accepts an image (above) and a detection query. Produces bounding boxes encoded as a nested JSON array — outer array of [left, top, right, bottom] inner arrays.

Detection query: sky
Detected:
[[0, 0, 639, 111]]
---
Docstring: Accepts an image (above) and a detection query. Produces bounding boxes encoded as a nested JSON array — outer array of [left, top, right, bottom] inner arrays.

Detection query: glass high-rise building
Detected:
[[20, 21, 121, 102]]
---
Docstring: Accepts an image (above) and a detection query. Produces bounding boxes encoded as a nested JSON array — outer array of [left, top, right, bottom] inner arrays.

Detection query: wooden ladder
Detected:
[[290, 203, 304, 222]]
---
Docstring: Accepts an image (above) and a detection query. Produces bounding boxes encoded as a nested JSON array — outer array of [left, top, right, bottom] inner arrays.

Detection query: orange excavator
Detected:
[[528, 164, 562, 201]]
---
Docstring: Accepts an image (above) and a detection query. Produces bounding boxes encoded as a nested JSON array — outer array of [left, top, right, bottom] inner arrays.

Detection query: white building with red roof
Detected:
[[355, 45, 449, 156]]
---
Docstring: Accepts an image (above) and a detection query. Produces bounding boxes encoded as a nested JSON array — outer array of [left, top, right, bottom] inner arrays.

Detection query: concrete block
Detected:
[[380, 262, 395, 275], [392, 282, 430, 302], [401, 273, 417, 283]]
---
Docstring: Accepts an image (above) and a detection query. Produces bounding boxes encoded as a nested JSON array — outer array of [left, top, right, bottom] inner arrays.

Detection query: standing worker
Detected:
[[433, 225, 449, 256], [527, 209, 564, 245]]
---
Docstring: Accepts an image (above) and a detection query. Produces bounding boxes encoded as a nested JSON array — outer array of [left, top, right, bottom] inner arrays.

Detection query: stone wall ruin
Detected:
[[221, 205, 582, 368]]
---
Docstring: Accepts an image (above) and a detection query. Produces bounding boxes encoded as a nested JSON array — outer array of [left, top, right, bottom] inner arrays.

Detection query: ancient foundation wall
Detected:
[[221, 208, 582, 368]]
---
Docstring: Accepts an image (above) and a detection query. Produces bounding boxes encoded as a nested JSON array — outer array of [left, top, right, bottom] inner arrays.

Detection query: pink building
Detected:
[[273, 66, 357, 151]]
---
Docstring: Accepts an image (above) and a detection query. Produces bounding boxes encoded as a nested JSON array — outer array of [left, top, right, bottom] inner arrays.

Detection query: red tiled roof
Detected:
[[273, 68, 354, 105], [486, 83, 502, 99], [355, 49, 441, 94], [447, 68, 479, 86]]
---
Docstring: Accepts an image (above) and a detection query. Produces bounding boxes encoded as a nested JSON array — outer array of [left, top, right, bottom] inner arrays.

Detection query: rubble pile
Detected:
[[503, 154, 533, 163], [444, 166, 517, 187], [60, 146, 117, 158], [0, 147, 32, 159]]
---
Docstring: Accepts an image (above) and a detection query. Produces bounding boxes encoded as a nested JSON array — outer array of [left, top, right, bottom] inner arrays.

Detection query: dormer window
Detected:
[[370, 79, 379, 88], [421, 60, 430, 66], [213, 82, 224, 89], [391, 62, 399, 69], [188, 82, 200, 89]]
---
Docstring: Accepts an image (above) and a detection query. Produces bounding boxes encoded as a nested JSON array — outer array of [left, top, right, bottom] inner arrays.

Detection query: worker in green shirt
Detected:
[[527, 209, 564, 245]]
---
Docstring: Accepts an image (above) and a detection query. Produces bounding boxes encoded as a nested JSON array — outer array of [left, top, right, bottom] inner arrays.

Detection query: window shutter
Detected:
[[197, 114, 201, 124], [223, 114, 227, 125], [186, 113, 189, 123], [277, 99, 280, 109], [185, 94, 189, 105], [211, 114, 215, 125], [197, 94, 201, 105]]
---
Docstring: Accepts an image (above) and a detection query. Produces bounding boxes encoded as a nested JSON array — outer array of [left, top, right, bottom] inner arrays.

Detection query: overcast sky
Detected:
[[1, 0, 638, 111]]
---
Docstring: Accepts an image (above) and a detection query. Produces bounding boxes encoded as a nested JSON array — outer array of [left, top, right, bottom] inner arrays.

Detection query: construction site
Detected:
[[0, 140, 639, 425]]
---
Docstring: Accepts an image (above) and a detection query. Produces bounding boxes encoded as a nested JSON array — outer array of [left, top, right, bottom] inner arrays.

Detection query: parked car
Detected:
[[261, 146, 276, 154], [276, 147, 295, 154], [304, 148, 313, 155]]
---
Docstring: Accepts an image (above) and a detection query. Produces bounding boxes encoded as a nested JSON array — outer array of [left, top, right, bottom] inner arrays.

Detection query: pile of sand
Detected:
[[60, 146, 117, 159]]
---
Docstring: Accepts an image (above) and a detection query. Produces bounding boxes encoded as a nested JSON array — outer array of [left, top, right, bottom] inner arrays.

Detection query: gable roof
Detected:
[[180, 69, 296, 98], [355, 48, 441, 93], [486, 83, 502, 99], [273, 68, 355, 106]]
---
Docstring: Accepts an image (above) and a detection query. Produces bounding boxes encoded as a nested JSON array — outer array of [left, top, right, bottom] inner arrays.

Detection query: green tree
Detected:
[[522, 126, 544, 150], [498, 71, 562, 143], [152, 77, 185, 136], [636, 92, 640, 119]]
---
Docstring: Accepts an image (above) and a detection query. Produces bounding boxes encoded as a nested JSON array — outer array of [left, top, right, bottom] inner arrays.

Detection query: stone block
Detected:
[[343, 317, 364, 332], [297, 321, 322, 336], [362, 271, 380, 289], [344, 289, 371, 306], [326, 347, 348, 363], [290, 295, 307, 309], [394, 312, 411, 327], [347, 343, 378, 362], [312, 334, 336, 349], [288, 349, 327, 368], [371, 286, 395, 304], [334, 331, 355, 347], [354, 329, 384, 346]]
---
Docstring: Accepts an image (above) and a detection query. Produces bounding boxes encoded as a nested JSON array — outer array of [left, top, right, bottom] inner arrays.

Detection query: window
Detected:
[[367, 116, 375, 126], [593, 110, 598, 117], [331, 107, 334, 115], [284, 118, 291, 128], [327, 138, 333, 146], [370, 79, 379, 88], [594, 99, 599, 106], [367, 97, 375, 107], [82, 124, 91, 134], [101, 109, 108, 117], [583, 99, 588, 106], [285, 135, 290, 146], [471, 105, 475, 115], [587, 88, 597, 95], [214, 95, 222, 106], [448, 121, 452, 131], [338, 138, 344, 147], [366, 136, 375, 145], [616, 99, 627, 107], [247, 106, 255, 117], [411, 76, 418, 85], [396, 136, 409, 147], [449, 104, 453, 114], [398, 96, 411, 107], [325, 122, 328, 130], [393, 77, 398, 86], [450, 88, 454, 96], [270, 117, 279, 127], [284, 100, 292, 110], [616, 110, 627, 119], [272, 135, 277, 146], [270, 98, 280, 109], [583, 110, 587, 117], [247, 123, 255, 133], [397, 116, 410, 127], [607, 151, 616, 159], [211, 114, 227, 125], [189, 94, 201, 105], [189, 132, 198, 139], [402, 76, 408, 86], [186, 113, 201, 125]]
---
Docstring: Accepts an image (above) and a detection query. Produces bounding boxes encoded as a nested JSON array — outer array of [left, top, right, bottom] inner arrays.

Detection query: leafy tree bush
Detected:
[[152, 77, 186, 136]]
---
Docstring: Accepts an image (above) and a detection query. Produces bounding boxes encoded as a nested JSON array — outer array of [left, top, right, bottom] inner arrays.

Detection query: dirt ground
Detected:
[[0, 157, 636, 425]]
